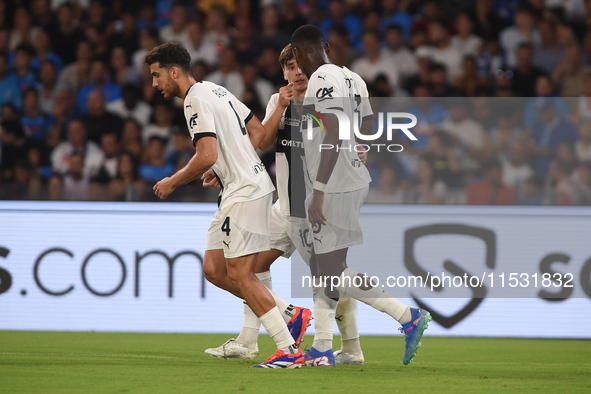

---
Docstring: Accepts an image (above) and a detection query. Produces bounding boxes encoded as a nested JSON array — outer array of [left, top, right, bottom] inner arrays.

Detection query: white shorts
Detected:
[[269, 204, 313, 265], [305, 185, 369, 254], [206, 194, 272, 259]]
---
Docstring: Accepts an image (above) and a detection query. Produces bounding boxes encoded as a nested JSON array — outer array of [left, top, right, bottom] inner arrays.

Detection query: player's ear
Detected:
[[283, 67, 288, 81], [325, 41, 331, 54]]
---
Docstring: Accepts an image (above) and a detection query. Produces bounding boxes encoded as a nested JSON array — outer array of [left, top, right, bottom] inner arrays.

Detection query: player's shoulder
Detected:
[[268, 92, 279, 106]]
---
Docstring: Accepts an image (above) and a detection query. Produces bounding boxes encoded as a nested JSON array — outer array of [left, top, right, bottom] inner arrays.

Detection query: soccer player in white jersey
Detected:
[[290, 25, 432, 366], [203, 44, 365, 365], [145, 42, 304, 368]]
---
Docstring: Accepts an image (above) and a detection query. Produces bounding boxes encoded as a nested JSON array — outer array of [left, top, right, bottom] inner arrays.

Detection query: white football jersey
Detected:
[[303, 63, 372, 193], [262, 93, 308, 218], [184, 81, 275, 208]]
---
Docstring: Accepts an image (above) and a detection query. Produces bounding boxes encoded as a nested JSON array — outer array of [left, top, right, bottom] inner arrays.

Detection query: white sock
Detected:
[[336, 297, 362, 355], [336, 268, 411, 324], [266, 288, 295, 324], [311, 285, 338, 353], [259, 306, 298, 354], [235, 272, 273, 347]]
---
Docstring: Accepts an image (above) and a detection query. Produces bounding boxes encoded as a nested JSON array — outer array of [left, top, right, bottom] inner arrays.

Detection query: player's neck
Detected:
[[178, 76, 198, 99], [305, 53, 332, 78]]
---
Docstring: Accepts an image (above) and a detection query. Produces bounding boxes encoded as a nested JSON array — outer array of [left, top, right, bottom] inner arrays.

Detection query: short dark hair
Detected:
[[291, 24, 326, 48], [145, 42, 191, 74]]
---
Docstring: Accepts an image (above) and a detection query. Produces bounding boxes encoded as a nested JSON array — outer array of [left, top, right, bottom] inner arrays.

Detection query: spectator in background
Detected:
[[407, 84, 447, 151], [532, 19, 566, 75], [139, 136, 174, 184], [120, 118, 143, 161], [12, 43, 38, 93], [241, 62, 273, 117], [255, 5, 290, 51], [46, 88, 76, 148], [62, 151, 90, 200], [108, 151, 144, 201], [107, 11, 139, 56], [419, 20, 462, 80], [0, 120, 27, 182], [190, 60, 208, 83], [21, 87, 54, 143], [380, 0, 412, 41], [132, 28, 159, 72], [205, 46, 244, 100], [474, 0, 508, 40], [454, 56, 488, 97], [529, 97, 578, 178], [186, 21, 218, 67], [475, 36, 505, 80], [352, 29, 399, 92], [110, 46, 141, 87], [51, 119, 104, 177], [546, 160, 588, 205], [36, 60, 59, 115], [409, 158, 448, 204], [81, 1, 112, 61], [555, 141, 579, 172], [58, 40, 93, 93], [429, 63, 460, 97], [255, 46, 283, 90], [158, 2, 191, 49], [518, 175, 544, 205], [440, 97, 486, 174], [106, 83, 152, 127], [47, 3, 84, 65], [30, 0, 54, 31], [500, 5, 541, 68], [93, 131, 120, 184], [451, 12, 483, 57], [0, 52, 22, 109], [575, 119, 591, 162], [403, 47, 433, 93], [366, 164, 406, 204], [485, 107, 523, 162], [511, 43, 547, 97], [203, 5, 231, 49], [280, 0, 309, 37], [327, 24, 357, 67], [423, 130, 461, 190], [552, 44, 591, 97], [46, 174, 63, 200], [232, 17, 259, 66], [523, 75, 568, 130], [467, 158, 517, 205], [77, 59, 122, 114], [10, 6, 42, 51], [82, 90, 124, 143], [320, 0, 362, 52], [142, 103, 176, 146], [501, 141, 534, 193], [383, 25, 417, 86], [31, 30, 63, 73]]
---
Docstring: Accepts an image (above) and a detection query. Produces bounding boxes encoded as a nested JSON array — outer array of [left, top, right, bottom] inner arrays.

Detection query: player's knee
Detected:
[[226, 265, 250, 287]]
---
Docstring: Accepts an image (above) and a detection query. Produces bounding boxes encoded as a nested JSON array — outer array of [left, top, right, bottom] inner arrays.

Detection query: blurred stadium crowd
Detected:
[[1, 0, 591, 205]]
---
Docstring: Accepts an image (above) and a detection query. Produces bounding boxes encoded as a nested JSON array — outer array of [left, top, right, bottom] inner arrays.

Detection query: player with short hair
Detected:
[[290, 25, 431, 366], [203, 44, 365, 365], [145, 42, 304, 368]]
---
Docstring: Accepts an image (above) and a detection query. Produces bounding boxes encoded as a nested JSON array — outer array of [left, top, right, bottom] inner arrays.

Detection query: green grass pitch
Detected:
[[1, 331, 590, 393]]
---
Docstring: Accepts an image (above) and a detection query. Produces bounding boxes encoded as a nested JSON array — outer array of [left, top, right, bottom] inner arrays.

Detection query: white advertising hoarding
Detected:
[[1, 202, 590, 338]]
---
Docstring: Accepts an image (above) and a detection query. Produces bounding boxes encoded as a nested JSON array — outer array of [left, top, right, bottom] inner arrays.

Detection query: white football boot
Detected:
[[333, 349, 365, 365], [204, 338, 259, 360]]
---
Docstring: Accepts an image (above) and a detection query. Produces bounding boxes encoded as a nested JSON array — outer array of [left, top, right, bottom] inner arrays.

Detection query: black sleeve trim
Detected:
[[192, 132, 217, 146], [325, 106, 344, 112], [244, 111, 254, 125]]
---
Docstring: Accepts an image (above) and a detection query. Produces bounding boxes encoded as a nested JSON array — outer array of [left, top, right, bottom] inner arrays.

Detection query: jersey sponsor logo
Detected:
[[315, 87, 334, 101], [280, 138, 304, 149], [189, 113, 198, 128], [345, 78, 353, 88], [252, 162, 265, 175]]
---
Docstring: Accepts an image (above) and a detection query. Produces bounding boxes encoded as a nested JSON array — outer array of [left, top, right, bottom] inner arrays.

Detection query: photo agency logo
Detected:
[[302, 106, 418, 152]]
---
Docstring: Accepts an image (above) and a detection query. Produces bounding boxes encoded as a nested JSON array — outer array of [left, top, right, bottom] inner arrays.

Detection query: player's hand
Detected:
[[308, 190, 326, 227], [153, 177, 176, 199], [201, 169, 220, 189], [278, 83, 293, 108], [356, 143, 368, 164]]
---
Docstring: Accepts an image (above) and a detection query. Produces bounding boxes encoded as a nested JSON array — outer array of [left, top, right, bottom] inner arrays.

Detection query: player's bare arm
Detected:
[[259, 84, 294, 151], [154, 136, 217, 199]]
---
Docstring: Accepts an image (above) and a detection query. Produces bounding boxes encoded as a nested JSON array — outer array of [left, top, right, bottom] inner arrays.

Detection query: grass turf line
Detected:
[[1, 332, 590, 393]]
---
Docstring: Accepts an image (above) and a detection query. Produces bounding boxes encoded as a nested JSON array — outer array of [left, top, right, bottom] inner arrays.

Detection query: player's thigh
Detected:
[[255, 248, 284, 273], [225, 253, 258, 284], [220, 194, 272, 259], [203, 249, 227, 283]]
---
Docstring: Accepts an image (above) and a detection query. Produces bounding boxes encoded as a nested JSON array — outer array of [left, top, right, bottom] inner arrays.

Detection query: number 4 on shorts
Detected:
[[221, 216, 231, 236]]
